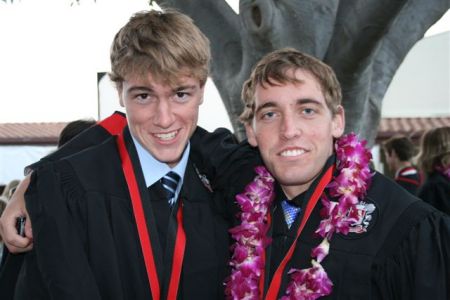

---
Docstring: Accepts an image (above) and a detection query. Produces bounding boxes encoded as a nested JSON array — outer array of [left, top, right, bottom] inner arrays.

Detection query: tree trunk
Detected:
[[159, 0, 449, 146]]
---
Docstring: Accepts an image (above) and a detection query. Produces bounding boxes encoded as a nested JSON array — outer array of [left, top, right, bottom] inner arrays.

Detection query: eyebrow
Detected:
[[255, 101, 278, 115], [296, 98, 323, 106], [126, 84, 197, 94], [255, 98, 322, 114], [126, 86, 153, 94], [174, 85, 197, 92]]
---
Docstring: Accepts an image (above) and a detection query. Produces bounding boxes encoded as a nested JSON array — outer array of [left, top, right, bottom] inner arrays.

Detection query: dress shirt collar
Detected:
[[131, 134, 189, 198]]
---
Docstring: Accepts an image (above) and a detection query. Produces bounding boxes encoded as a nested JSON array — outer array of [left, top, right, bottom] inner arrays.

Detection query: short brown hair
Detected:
[[383, 135, 417, 161], [109, 9, 210, 89], [240, 48, 342, 124], [417, 126, 450, 174]]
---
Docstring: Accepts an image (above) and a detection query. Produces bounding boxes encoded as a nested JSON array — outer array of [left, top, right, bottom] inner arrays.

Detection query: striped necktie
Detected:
[[161, 171, 181, 206], [281, 200, 301, 229]]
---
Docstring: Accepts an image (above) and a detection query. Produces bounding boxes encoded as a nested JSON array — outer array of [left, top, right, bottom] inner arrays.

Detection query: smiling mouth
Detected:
[[154, 130, 178, 141], [280, 149, 306, 157]]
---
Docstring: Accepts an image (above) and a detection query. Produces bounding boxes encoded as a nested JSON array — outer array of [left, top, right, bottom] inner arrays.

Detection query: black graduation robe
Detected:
[[265, 159, 450, 299], [13, 126, 231, 299], [193, 134, 450, 299], [417, 171, 450, 215]]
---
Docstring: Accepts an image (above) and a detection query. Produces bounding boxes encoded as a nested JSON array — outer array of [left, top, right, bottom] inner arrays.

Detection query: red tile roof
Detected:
[[0, 116, 449, 145], [376, 116, 450, 142], [0, 122, 68, 145]]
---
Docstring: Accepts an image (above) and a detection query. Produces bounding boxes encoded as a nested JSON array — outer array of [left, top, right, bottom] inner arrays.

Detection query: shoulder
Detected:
[[369, 172, 448, 243], [190, 126, 236, 149], [26, 123, 115, 173], [62, 135, 118, 165], [34, 136, 124, 194], [368, 171, 419, 208], [349, 172, 426, 238], [190, 126, 261, 183], [422, 172, 449, 186], [418, 172, 450, 196]]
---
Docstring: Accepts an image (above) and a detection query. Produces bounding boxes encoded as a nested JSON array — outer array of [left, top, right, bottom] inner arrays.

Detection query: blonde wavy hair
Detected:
[[109, 9, 210, 89], [416, 126, 450, 175]]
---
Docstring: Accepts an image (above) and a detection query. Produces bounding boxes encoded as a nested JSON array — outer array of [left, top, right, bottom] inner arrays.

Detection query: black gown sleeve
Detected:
[[190, 127, 263, 222], [190, 126, 262, 189], [16, 162, 102, 299], [371, 202, 450, 299]]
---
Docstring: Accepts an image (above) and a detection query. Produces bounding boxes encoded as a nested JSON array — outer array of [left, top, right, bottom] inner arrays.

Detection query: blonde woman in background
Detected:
[[417, 126, 450, 215]]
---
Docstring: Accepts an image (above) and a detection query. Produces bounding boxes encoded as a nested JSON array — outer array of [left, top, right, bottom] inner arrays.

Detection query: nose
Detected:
[[281, 113, 300, 140], [154, 99, 175, 128]]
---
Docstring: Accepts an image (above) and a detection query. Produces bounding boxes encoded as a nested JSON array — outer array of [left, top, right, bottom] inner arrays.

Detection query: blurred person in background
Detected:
[[383, 135, 422, 195], [57, 119, 96, 148], [416, 126, 450, 215]]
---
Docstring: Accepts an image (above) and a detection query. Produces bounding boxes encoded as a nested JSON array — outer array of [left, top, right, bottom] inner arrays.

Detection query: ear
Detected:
[[199, 85, 205, 105], [117, 86, 125, 107], [245, 123, 258, 147], [331, 105, 345, 138]]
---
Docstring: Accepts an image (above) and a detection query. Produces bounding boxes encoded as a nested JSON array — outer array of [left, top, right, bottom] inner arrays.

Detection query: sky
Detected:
[[0, 1, 448, 131]]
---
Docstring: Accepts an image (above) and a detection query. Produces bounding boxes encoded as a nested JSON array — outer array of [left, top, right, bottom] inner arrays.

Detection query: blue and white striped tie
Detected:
[[161, 171, 180, 206], [281, 200, 301, 229]]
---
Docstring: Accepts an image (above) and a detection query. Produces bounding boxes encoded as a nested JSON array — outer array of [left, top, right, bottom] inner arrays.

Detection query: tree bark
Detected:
[[159, 0, 449, 145]]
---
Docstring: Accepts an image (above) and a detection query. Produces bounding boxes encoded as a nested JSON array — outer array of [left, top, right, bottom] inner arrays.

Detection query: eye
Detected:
[[302, 107, 316, 116], [135, 93, 151, 104], [261, 111, 277, 120], [174, 91, 190, 102]]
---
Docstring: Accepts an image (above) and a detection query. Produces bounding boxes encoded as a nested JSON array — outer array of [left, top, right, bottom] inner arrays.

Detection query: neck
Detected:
[[281, 184, 310, 200], [395, 161, 413, 172]]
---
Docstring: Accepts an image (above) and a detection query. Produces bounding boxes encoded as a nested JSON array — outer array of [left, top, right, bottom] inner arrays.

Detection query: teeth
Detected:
[[280, 149, 305, 157], [155, 130, 177, 141]]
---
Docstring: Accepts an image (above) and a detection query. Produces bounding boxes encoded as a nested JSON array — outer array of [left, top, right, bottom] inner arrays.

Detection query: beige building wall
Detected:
[[382, 32, 450, 117]]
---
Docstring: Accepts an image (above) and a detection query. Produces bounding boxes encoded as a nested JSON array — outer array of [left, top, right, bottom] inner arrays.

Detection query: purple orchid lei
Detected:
[[225, 133, 373, 300], [436, 165, 450, 180]]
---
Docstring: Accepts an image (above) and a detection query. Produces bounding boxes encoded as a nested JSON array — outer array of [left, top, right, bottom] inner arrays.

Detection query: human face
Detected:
[[119, 72, 204, 167], [245, 69, 344, 199]]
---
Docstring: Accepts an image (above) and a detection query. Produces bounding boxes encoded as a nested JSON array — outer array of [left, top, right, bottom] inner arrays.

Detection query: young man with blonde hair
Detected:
[[202, 48, 450, 299], [5, 9, 231, 299]]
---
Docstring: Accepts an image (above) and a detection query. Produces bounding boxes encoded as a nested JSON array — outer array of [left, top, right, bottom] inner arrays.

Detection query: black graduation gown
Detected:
[[13, 127, 230, 299], [194, 136, 450, 299], [417, 171, 450, 215], [266, 166, 450, 299]]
